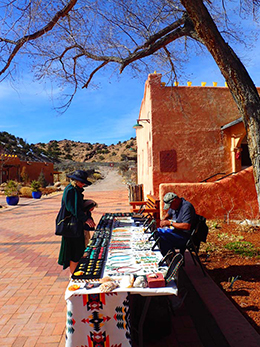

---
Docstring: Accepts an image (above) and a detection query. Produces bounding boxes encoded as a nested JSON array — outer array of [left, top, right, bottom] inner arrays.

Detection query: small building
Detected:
[[135, 73, 258, 219], [0, 154, 54, 185]]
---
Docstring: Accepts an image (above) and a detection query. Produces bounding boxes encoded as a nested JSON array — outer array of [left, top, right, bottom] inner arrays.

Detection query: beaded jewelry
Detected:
[[116, 265, 142, 273]]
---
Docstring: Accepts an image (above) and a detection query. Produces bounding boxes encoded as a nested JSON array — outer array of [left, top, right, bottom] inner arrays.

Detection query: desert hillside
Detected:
[[38, 138, 137, 163], [0, 131, 137, 163]]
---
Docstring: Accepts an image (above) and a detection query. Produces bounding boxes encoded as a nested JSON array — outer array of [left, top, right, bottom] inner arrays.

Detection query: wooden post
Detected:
[[128, 184, 143, 202]]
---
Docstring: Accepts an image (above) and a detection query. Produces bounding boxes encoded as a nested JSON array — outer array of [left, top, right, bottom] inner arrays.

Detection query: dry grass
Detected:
[[60, 180, 70, 186], [40, 187, 57, 195], [20, 186, 58, 197], [19, 186, 32, 198]]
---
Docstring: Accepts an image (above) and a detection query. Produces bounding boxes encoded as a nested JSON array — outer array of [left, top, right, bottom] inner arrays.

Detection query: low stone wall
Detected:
[[159, 166, 259, 220]]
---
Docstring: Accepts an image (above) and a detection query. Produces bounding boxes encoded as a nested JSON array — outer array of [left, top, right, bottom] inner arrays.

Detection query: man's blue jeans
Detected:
[[157, 228, 190, 256]]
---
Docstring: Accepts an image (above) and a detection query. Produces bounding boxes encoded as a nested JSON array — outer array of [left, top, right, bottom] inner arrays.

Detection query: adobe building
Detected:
[[135, 73, 259, 220], [0, 154, 54, 185]]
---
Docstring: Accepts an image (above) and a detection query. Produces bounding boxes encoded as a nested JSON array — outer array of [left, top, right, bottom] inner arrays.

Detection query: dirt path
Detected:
[[87, 166, 127, 191]]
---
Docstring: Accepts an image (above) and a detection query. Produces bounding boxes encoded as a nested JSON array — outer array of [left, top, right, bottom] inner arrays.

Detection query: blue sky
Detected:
[[1, 17, 260, 146], [0, 73, 146, 145]]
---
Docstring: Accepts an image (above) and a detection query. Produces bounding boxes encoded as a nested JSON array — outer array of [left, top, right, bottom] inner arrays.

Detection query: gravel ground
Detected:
[[87, 166, 128, 191]]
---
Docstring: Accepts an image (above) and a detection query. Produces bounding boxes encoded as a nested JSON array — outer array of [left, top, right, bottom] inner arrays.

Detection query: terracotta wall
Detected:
[[151, 74, 242, 196], [20, 162, 53, 184], [137, 73, 259, 199], [2, 156, 54, 184], [1, 156, 21, 183], [136, 78, 154, 195], [159, 166, 259, 220], [222, 121, 246, 173]]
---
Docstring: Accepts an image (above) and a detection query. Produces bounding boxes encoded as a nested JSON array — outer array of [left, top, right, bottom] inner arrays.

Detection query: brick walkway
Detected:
[[2, 188, 258, 347], [0, 190, 132, 347], [0, 188, 205, 347]]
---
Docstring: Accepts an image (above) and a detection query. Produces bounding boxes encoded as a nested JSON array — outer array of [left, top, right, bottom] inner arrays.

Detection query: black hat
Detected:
[[67, 170, 92, 186]]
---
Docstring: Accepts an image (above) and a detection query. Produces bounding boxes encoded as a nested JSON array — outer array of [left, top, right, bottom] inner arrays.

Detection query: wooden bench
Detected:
[[130, 194, 160, 227]]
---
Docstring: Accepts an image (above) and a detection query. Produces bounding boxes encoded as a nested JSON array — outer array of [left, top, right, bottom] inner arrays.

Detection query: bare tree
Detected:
[[1, 0, 260, 209]]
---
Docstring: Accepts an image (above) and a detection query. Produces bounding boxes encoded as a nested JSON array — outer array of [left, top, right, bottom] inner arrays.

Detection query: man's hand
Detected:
[[85, 218, 96, 228], [160, 220, 171, 227]]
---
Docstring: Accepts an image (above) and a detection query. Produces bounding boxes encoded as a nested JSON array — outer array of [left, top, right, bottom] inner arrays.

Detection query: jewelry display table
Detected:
[[65, 214, 178, 347]]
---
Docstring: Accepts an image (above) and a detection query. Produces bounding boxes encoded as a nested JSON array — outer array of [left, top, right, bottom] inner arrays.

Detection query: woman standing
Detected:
[[58, 170, 96, 275]]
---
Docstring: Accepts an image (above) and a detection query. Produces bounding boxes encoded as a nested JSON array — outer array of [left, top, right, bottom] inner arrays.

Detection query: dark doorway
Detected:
[[241, 137, 251, 167]]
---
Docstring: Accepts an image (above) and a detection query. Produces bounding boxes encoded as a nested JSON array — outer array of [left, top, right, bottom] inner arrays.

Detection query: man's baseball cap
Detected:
[[163, 192, 178, 210]]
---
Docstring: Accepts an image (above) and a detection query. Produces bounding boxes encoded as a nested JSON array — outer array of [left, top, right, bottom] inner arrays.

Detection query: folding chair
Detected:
[[176, 215, 208, 276], [132, 212, 152, 226], [144, 218, 157, 233], [182, 226, 207, 276], [154, 215, 208, 276]]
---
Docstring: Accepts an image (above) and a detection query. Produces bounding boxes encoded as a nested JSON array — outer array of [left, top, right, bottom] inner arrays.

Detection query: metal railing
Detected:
[[200, 172, 226, 182], [201, 171, 242, 183]]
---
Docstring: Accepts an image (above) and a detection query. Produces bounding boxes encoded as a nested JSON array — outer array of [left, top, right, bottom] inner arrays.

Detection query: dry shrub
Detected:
[[40, 187, 57, 195], [60, 180, 70, 187], [20, 186, 32, 198], [93, 172, 102, 180]]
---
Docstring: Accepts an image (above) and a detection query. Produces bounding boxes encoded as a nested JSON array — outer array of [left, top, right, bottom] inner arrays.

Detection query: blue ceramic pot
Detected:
[[6, 196, 19, 205], [32, 191, 42, 199]]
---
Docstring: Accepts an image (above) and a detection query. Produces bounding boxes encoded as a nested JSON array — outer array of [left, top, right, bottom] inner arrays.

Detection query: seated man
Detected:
[[157, 192, 196, 256]]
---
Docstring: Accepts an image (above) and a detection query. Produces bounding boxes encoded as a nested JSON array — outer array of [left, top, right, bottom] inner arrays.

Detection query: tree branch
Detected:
[[132, 13, 188, 53], [76, 45, 123, 64], [82, 61, 109, 89], [63, 15, 194, 83], [163, 46, 178, 81], [119, 21, 193, 73], [0, 0, 78, 76]]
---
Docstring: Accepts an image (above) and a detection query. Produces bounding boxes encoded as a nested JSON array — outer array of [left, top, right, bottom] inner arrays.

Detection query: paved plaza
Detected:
[[1, 179, 259, 346], [0, 188, 132, 347]]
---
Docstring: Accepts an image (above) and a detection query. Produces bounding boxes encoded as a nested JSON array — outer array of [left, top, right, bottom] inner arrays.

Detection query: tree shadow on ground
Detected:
[[206, 264, 260, 334], [206, 264, 260, 283]]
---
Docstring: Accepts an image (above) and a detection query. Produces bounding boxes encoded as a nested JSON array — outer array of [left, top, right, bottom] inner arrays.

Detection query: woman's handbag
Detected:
[[55, 202, 83, 238]]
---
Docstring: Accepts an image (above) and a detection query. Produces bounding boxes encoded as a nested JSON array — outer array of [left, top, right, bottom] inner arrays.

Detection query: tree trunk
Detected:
[[181, 0, 260, 212]]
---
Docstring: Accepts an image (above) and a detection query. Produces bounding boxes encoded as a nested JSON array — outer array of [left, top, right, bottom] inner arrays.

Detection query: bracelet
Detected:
[[116, 266, 141, 273]]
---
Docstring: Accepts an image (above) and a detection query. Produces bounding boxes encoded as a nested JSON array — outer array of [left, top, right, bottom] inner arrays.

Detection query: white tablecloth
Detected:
[[65, 217, 178, 347], [65, 281, 177, 347], [66, 291, 131, 347]]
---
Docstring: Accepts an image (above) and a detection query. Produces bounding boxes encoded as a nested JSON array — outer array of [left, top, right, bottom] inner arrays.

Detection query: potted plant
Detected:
[[31, 180, 42, 199], [4, 180, 20, 205]]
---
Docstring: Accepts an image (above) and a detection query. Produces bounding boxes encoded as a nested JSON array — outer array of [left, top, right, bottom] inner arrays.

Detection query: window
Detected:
[[160, 150, 177, 172]]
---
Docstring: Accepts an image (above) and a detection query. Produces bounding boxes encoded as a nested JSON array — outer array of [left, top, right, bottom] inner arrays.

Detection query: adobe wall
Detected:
[[150, 75, 245, 196], [1, 156, 21, 183], [137, 73, 260, 198], [137, 78, 154, 195], [159, 166, 259, 220], [20, 162, 54, 184], [222, 121, 246, 172], [2, 156, 54, 184]]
